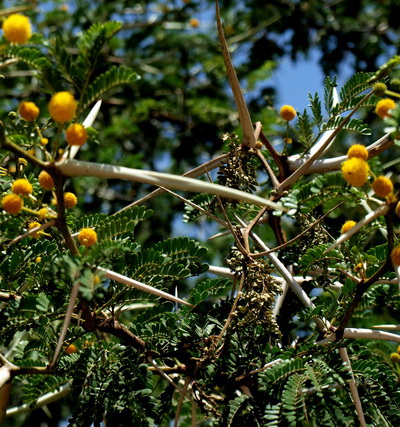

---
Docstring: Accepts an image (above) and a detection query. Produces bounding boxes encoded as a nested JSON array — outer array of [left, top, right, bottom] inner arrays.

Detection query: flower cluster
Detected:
[[1, 178, 33, 215], [78, 228, 98, 247], [280, 105, 296, 121], [342, 157, 369, 187], [2, 14, 32, 44], [375, 98, 396, 118], [18, 101, 39, 121], [48, 91, 77, 123], [341, 220, 356, 234]]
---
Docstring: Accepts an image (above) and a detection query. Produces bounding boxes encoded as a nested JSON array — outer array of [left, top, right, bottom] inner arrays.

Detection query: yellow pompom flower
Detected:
[[28, 221, 42, 238], [280, 105, 296, 121], [12, 178, 33, 196], [64, 344, 78, 355], [35, 256, 42, 263], [2, 193, 23, 214], [390, 352, 400, 363], [189, 18, 200, 28], [66, 123, 87, 146], [391, 247, 400, 266], [341, 157, 369, 187], [64, 192, 77, 208], [375, 98, 396, 118], [78, 228, 98, 247], [347, 144, 368, 161], [372, 176, 394, 198], [341, 220, 356, 234], [38, 170, 54, 190], [18, 101, 39, 121], [37, 207, 49, 221], [2, 14, 32, 44], [40, 137, 49, 146], [48, 92, 77, 123]]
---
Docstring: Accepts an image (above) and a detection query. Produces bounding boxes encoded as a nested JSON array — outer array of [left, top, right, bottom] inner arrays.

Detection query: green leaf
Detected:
[[78, 21, 122, 67], [188, 278, 232, 306], [2, 46, 51, 71], [81, 66, 140, 112], [296, 109, 314, 149], [308, 92, 323, 130], [324, 117, 371, 135]]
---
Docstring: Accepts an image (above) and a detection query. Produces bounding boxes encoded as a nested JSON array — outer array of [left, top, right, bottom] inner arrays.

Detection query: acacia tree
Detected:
[[1, 1, 400, 426]]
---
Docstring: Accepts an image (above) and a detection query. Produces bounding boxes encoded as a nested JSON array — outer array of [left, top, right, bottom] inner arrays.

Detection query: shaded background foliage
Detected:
[[1, 0, 400, 425]]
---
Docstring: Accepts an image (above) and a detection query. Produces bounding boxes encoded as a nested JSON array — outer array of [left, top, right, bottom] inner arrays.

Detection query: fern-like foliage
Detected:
[[183, 193, 214, 222], [2, 45, 51, 72], [77, 21, 122, 68], [285, 172, 349, 214], [81, 66, 140, 112], [324, 116, 371, 135]]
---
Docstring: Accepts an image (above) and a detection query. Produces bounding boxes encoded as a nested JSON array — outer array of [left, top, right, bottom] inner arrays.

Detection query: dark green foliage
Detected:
[[3, 2, 400, 426]]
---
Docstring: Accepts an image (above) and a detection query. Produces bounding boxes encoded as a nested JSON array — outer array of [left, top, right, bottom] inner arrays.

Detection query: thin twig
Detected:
[[51, 282, 80, 367], [158, 186, 228, 228], [174, 376, 192, 427], [338, 347, 366, 427], [251, 203, 343, 257], [324, 203, 389, 255], [7, 220, 56, 247]]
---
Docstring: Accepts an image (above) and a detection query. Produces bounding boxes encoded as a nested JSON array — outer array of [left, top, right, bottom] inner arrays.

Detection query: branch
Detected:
[[287, 133, 392, 174], [56, 159, 286, 211], [215, 0, 255, 149], [324, 203, 389, 255], [276, 91, 373, 195], [97, 267, 193, 307], [317, 328, 400, 344], [6, 383, 71, 418]]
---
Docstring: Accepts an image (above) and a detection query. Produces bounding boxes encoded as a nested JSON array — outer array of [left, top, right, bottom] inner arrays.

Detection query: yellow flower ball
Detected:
[[347, 144, 368, 161], [66, 123, 87, 146], [341, 157, 369, 187], [280, 105, 296, 121], [40, 137, 49, 146], [28, 221, 42, 238], [18, 101, 39, 121], [341, 220, 357, 234], [35, 256, 42, 263], [372, 176, 394, 198], [2, 14, 32, 44], [12, 178, 33, 196], [64, 344, 78, 355], [78, 228, 98, 247], [48, 92, 77, 123], [189, 18, 199, 28], [390, 352, 400, 363], [2, 193, 23, 214], [391, 247, 400, 267], [375, 98, 396, 118], [64, 192, 77, 208], [38, 170, 54, 190], [37, 207, 49, 221]]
